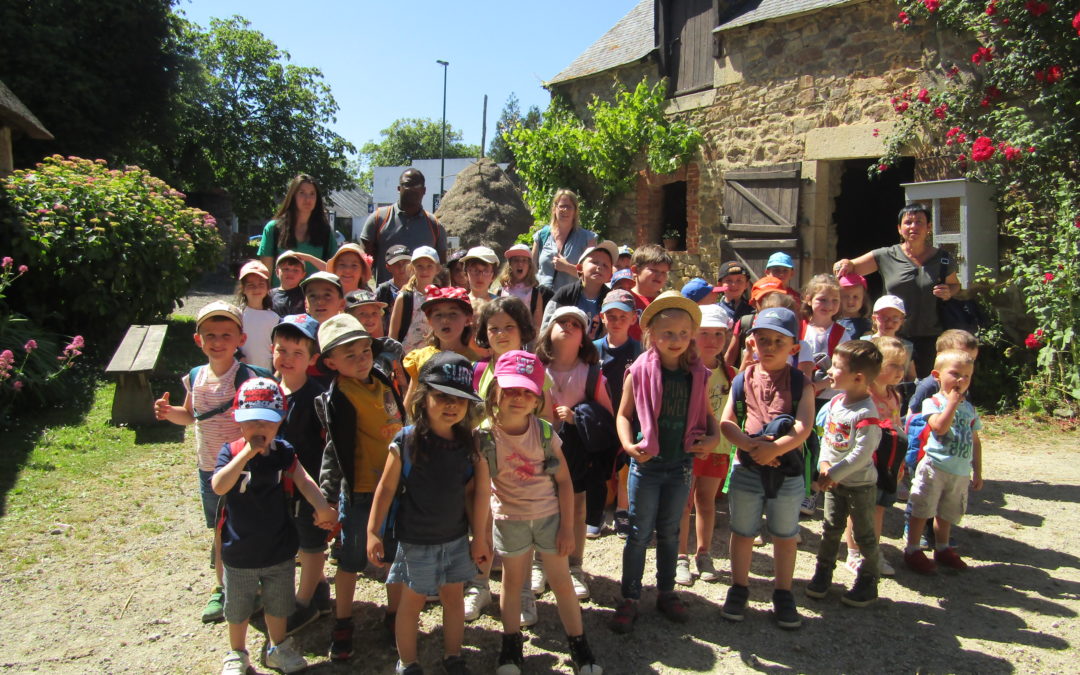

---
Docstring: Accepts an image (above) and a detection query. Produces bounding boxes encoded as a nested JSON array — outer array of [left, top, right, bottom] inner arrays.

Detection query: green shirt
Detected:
[[656, 367, 691, 463], [257, 220, 339, 285]]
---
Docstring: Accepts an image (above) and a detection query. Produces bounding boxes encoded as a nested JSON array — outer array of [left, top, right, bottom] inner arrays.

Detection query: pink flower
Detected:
[[17, 265, 27, 274], [1074, 11, 1080, 36], [12, 380, 23, 391], [971, 136, 996, 162], [985, 1, 996, 15], [878, 164, 890, 172], [972, 47, 994, 64], [917, 89, 931, 104], [1024, 0, 1049, 17], [1003, 145, 1021, 161], [898, 11, 911, 24], [922, 0, 940, 12], [1044, 272, 1054, 283], [23, 339, 37, 353], [1, 257, 11, 268], [873, 128, 880, 137], [1024, 333, 1044, 349]]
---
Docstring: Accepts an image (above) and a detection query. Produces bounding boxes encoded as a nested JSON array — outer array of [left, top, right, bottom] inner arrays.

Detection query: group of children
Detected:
[[156, 233, 985, 674]]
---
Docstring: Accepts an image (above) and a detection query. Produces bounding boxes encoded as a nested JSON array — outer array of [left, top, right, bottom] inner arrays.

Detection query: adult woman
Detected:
[[833, 203, 960, 377], [257, 174, 339, 283], [532, 189, 597, 292]]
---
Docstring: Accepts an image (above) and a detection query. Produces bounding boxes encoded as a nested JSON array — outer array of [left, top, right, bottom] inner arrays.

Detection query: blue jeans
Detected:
[[621, 457, 692, 599]]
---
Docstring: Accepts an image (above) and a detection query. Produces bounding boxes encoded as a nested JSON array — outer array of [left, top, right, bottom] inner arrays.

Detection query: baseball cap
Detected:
[[504, 243, 531, 259], [718, 261, 749, 279], [550, 306, 590, 329], [271, 313, 320, 342], [385, 244, 411, 265], [412, 246, 440, 264], [447, 249, 468, 265], [873, 295, 907, 315], [239, 260, 270, 281], [419, 351, 482, 402], [681, 277, 723, 303], [345, 289, 387, 311], [420, 285, 472, 314], [317, 313, 372, 354], [494, 350, 546, 397], [618, 245, 634, 257], [275, 250, 303, 267], [766, 252, 795, 269], [196, 300, 242, 330], [639, 290, 702, 329], [750, 277, 785, 308], [233, 377, 287, 423], [838, 272, 867, 289], [300, 271, 342, 291], [601, 289, 635, 313], [610, 268, 634, 286], [751, 307, 798, 338], [700, 304, 733, 330], [579, 240, 618, 265], [461, 246, 499, 266]]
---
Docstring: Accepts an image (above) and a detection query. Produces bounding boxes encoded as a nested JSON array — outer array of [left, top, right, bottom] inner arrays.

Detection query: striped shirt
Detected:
[[184, 360, 243, 471]]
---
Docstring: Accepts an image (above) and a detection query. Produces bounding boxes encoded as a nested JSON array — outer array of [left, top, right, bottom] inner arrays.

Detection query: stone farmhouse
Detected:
[[547, 0, 991, 292]]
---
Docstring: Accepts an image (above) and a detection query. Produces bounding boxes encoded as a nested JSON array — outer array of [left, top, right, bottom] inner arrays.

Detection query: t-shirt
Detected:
[[281, 378, 327, 479], [594, 336, 642, 413], [739, 364, 796, 447], [921, 394, 982, 475], [502, 282, 533, 306], [574, 293, 604, 341], [719, 297, 754, 323], [548, 361, 598, 409], [360, 205, 447, 284], [375, 280, 400, 334], [872, 244, 957, 338], [399, 290, 430, 354], [270, 286, 305, 317], [389, 428, 473, 544], [837, 316, 872, 340], [256, 220, 339, 285], [184, 360, 243, 471], [799, 322, 853, 400], [656, 368, 691, 463], [215, 437, 299, 568], [490, 420, 562, 521], [705, 364, 731, 425], [338, 376, 399, 492], [241, 307, 279, 371], [628, 291, 651, 342], [819, 394, 881, 487]]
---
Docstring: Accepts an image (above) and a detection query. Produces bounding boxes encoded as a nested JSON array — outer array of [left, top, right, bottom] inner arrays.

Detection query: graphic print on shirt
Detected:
[[506, 451, 539, 483], [826, 418, 853, 449]]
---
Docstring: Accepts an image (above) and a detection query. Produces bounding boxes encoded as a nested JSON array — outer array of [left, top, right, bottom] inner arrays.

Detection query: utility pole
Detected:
[[436, 60, 449, 201]]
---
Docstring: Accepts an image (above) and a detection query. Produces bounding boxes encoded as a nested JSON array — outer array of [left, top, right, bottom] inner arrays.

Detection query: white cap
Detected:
[[461, 246, 499, 265], [579, 240, 619, 265], [550, 306, 590, 328], [699, 304, 733, 330], [873, 294, 907, 315], [411, 246, 440, 264], [504, 243, 532, 259]]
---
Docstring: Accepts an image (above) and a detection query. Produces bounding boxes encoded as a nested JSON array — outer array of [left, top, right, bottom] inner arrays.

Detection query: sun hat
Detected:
[[610, 268, 635, 286], [461, 246, 499, 266], [327, 243, 372, 276], [271, 313, 319, 342], [233, 377, 287, 423], [601, 289, 635, 313], [766, 252, 795, 269], [550, 306, 590, 328], [412, 246, 440, 264], [700, 304, 733, 331], [345, 289, 387, 311], [420, 285, 472, 314], [639, 290, 702, 329], [317, 313, 372, 354], [385, 244, 411, 265], [239, 260, 270, 281], [681, 277, 723, 303], [838, 272, 868, 289], [419, 351, 483, 402], [196, 300, 243, 329], [873, 295, 907, 315], [493, 350, 546, 397], [300, 271, 342, 291], [751, 307, 798, 338], [275, 250, 303, 267], [504, 243, 532, 259], [718, 261, 750, 280]]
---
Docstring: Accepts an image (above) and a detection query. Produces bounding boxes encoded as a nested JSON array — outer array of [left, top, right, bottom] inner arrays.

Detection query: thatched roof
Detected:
[[436, 158, 536, 254], [0, 80, 53, 140]]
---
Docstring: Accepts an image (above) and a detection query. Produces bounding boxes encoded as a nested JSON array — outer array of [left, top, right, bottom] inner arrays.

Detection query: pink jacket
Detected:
[[628, 348, 711, 457]]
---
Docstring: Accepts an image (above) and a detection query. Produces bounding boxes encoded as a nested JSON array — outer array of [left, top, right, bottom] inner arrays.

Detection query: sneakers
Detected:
[[771, 589, 802, 630], [285, 601, 319, 637], [799, 493, 817, 517], [609, 598, 638, 634], [904, 549, 938, 575], [519, 589, 538, 628], [264, 637, 308, 673], [313, 580, 333, 616], [463, 581, 492, 621], [396, 660, 424, 675], [614, 510, 630, 539], [805, 564, 833, 599], [496, 632, 524, 675], [656, 591, 689, 624], [934, 547, 968, 570], [569, 566, 590, 600], [841, 574, 878, 607], [441, 654, 470, 674], [330, 617, 354, 661], [720, 584, 749, 622], [529, 560, 547, 596], [844, 551, 863, 576], [202, 587, 225, 623], [585, 524, 603, 539], [221, 650, 249, 675], [675, 556, 693, 586], [695, 554, 719, 583], [879, 556, 896, 577], [568, 633, 602, 674]]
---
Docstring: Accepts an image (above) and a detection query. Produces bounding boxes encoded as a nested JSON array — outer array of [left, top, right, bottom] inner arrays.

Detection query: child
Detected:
[[805, 340, 884, 607], [345, 289, 407, 394], [864, 295, 918, 383], [610, 292, 720, 633], [367, 352, 490, 675], [536, 306, 614, 601], [717, 261, 753, 324], [327, 243, 373, 296], [681, 277, 723, 306], [498, 243, 549, 333], [541, 241, 617, 341], [677, 304, 733, 585], [609, 268, 635, 292], [270, 251, 306, 317], [300, 271, 346, 324], [719, 307, 814, 629], [591, 289, 642, 540], [797, 274, 853, 402], [403, 286, 477, 410], [153, 301, 264, 624], [904, 349, 983, 574], [909, 329, 979, 414], [627, 244, 673, 341], [389, 246, 442, 353], [236, 260, 278, 371], [837, 273, 872, 340], [616, 245, 633, 271], [375, 244, 411, 333], [483, 350, 602, 674], [447, 248, 469, 289], [750, 251, 800, 305], [212, 378, 337, 675], [315, 314, 404, 660], [461, 246, 499, 315]]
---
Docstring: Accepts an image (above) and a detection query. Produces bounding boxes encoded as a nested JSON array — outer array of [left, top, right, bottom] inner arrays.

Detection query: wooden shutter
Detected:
[[666, 0, 716, 96], [720, 162, 802, 279]]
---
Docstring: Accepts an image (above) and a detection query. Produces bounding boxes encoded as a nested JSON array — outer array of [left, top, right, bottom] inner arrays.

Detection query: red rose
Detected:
[[873, 128, 880, 137], [898, 11, 911, 24], [972, 47, 993, 64], [878, 164, 889, 172], [933, 104, 948, 119], [971, 136, 996, 162], [917, 88, 931, 104], [1024, 0, 1049, 17], [1044, 272, 1054, 283], [980, 98, 991, 107], [1074, 11, 1080, 35], [985, 1, 996, 14], [1003, 145, 1021, 161], [1046, 65, 1063, 84], [923, 0, 940, 12], [894, 100, 909, 113], [946, 127, 961, 138], [1024, 333, 1043, 349]]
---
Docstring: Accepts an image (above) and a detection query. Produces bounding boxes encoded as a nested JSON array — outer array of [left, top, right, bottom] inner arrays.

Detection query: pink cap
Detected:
[[838, 272, 867, 289], [493, 350, 546, 397]]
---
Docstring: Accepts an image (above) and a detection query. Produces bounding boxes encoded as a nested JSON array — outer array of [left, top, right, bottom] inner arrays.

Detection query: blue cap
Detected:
[[751, 307, 798, 338], [601, 289, 635, 313], [766, 252, 794, 269], [610, 268, 634, 286], [272, 314, 320, 342], [681, 277, 722, 303]]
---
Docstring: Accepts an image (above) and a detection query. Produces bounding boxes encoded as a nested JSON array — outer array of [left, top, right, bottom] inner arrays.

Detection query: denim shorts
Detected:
[[387, 535, 476, 597], [337, 491, 396, 573], [292, 498, 329, 554], [493, 514, 560, 557], [223, 559, 294, 623], [198, 469, 220, 529], [727, 465, 803, 538]]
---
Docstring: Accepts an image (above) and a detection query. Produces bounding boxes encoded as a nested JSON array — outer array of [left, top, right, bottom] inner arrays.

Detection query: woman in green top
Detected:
[[257, 174, 339, 284]]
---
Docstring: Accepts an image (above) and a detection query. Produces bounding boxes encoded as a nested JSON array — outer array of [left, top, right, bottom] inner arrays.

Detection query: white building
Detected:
[[372, 158, 510, 213]]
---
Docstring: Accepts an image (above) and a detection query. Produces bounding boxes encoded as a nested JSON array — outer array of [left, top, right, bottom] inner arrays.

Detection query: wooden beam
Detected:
[[726, 180, 795, 228], [725, 222, 796, 235], [722, 238, 798, 249]]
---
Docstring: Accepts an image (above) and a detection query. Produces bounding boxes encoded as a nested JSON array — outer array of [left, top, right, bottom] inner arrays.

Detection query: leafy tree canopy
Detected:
[[488, 93, 542, 164], [355, 118, 480, 190]]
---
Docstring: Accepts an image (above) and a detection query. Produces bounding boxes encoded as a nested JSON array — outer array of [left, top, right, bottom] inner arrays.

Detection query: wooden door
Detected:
[[719, 162, 801, 280]]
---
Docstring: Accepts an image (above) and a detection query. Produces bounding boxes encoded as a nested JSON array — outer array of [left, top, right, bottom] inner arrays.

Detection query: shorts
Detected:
[[908, 458, 969, 524], [493, 513, 561, 557], [223, 559, 294, 623], [727, 465, 803, 539], [292, 498, 329, 554], [198, 469, 220, 529], [693, 452, 730, 479], [387, 535, 476, 597], [876, 487, 897, 508], [337, 491, 396, 574]]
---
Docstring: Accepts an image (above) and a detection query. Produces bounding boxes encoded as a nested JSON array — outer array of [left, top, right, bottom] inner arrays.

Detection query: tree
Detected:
[[488, 93, 542, 164], [356, 118, 480, 190]]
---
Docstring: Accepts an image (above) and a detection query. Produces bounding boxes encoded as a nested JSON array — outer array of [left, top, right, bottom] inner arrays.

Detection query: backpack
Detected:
[[372, 205, 440, 248], [822, 395, 907, 493], [799, 320, 846, 355], [904, 393, 946, 471], [477, 417, 559, 478], [188, 363, 274, 422], [381, 426, 475, 539], [395, 291, 415, 342]]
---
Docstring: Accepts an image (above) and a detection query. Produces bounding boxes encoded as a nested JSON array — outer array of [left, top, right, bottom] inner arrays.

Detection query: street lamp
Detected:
[[436, 59, 449, 204]]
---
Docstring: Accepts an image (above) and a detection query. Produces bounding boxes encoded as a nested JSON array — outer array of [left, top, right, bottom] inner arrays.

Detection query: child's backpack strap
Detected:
[[478, 420, 499, 477], [827, 322, 846, 354], [396, 291, 415, 342], [585, 362, 603, 402], [537, 418, 559, 475]]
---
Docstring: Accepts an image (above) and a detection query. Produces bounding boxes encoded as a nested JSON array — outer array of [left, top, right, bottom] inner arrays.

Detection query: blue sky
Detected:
[[178, 0, 634, 156]]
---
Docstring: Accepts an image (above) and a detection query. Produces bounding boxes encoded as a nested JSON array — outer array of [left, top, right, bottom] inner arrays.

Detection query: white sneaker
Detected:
[[264, 637, 308, 673], [569, 565, 590, 600], [844, 551, 863, 576], [519, 588, 538, 627], [529, 559, 547, 596], [463, 581, 492, 622], [695, 554, 719, 582], [879, 555, 896, 577], [675, 556, 693, 586], [799, 493, 817, 516], [221, 650, 250, 675]]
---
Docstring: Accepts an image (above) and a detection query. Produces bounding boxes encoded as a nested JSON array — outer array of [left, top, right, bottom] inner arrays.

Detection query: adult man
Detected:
[[360, 168, 448, 284]]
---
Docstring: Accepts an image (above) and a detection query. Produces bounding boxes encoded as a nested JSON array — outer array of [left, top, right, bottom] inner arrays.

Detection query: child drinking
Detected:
[[389, 246, 442, 353], [237, 260, 278, 371]]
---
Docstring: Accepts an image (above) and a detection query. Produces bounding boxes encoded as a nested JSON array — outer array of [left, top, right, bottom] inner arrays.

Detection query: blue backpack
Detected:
[[904, 393, 945, 471]]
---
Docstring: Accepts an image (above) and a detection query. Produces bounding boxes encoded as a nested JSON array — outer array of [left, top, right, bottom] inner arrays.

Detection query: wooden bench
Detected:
[[105, 324, 168, 426]]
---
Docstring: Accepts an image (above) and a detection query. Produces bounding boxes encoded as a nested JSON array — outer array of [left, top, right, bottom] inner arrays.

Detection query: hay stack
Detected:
[[436, 158, 536, 254]]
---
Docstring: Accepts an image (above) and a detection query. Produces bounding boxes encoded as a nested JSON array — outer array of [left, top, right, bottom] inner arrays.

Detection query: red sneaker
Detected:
[[904, 549, 938, 575], [609, 598, 639, 634], [934, 547, 968, 570]]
